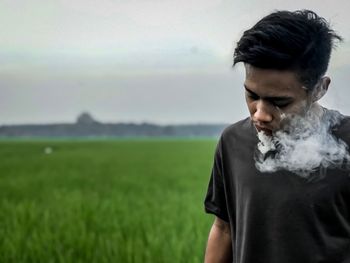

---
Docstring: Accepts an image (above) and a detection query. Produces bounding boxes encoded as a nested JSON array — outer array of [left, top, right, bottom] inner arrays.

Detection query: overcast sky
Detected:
[[1, 0, 350, 125]]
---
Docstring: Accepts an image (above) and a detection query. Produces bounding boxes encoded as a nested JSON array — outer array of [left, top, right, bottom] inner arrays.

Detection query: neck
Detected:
[[306, 103, 324, 123]]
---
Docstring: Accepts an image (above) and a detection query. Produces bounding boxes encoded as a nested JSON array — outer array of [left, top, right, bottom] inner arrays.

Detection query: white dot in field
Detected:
[[44, 147, 53, 154]]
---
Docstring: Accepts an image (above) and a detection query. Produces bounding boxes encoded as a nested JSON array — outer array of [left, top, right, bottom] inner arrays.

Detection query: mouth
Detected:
[[254, 124, 273, 136]]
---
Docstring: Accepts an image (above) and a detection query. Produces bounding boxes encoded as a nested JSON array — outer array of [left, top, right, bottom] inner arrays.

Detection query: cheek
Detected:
[[285, 100, 308, 116], [275, 107, 287, 120], [277, 101, 309, 128]]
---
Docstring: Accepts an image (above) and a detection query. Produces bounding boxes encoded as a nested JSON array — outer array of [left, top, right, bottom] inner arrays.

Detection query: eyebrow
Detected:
[[244, 85, 293, 101]]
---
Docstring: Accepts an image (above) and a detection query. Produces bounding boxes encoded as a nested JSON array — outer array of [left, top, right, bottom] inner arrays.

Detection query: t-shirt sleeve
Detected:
[[204, 136, 229, 222]]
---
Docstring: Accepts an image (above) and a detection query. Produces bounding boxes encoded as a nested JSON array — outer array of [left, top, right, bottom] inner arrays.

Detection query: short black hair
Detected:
[[233, 10, 342, 90]]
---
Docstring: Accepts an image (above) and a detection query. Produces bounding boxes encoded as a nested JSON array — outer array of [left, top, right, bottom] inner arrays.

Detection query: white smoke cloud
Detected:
[[255, 108, 350, 177]]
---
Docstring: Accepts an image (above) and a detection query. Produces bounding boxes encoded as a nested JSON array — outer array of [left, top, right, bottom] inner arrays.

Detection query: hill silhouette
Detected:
[[0, 113, 228, 138]]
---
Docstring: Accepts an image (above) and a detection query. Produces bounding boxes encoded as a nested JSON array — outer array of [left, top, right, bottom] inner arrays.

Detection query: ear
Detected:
[[312, 76, 330, 102]]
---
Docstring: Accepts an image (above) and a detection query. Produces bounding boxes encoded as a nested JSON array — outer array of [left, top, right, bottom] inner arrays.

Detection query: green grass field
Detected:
[[0, 139, 218, 263]]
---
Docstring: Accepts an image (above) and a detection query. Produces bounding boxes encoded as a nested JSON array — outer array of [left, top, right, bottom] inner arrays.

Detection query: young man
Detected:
[[204, 10, 350, 263]]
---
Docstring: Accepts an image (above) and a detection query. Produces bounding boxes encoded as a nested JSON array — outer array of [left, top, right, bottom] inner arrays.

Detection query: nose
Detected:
[[252, 100, 273, 123]]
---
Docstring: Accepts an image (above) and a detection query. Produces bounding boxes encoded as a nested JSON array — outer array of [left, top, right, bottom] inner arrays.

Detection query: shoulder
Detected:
[[338, 115, 350, 129], [218, 117, 255, 150], [323, 107, 350, 146], [333, 113, 350, 145], [221, 117, 253, 141]]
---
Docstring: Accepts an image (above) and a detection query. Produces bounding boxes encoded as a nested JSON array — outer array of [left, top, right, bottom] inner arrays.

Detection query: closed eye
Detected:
[[270, 99, 292, 108], [245, 88, 259, 100], [246, 92, 259, 100], [244, 86, 293, 107]]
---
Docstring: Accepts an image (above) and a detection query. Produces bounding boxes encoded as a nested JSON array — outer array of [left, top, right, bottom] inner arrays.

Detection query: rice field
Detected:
[[0, 139, 217, 263]]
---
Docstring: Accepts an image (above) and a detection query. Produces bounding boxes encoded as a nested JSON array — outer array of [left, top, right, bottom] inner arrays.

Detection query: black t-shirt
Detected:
[[204, 115, 350, 263]]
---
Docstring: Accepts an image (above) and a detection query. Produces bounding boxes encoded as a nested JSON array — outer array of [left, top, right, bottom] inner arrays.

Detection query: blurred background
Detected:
[[1, 1, 350, 262], [2, 0, 350, 127]]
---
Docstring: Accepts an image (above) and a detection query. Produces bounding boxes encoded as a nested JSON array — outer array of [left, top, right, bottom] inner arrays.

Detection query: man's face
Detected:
[[244, 64, 313, 135]]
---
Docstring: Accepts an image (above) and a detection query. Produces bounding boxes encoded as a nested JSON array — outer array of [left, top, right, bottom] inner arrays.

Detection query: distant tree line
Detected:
[[0, 113, 228, 138]]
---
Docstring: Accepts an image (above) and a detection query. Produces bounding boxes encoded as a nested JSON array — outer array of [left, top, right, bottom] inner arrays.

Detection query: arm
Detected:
[[204, 216, 233, 263]]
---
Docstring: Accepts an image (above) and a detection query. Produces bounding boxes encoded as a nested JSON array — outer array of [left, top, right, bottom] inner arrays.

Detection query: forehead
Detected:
[[244, 64, 305, 96]]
